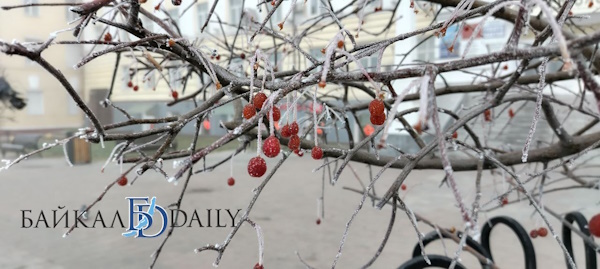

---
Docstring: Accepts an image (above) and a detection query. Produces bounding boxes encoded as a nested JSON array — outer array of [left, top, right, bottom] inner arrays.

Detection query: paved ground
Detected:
[[0, 150, 598, 269]]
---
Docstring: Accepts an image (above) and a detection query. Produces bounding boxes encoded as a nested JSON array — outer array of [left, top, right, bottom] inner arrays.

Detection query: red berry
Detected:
[[254, 263, 264, 269], [227, 177, 235, 186], [537, 227, 548, 237], [530, 229, 538, 238], [318, 81, 326, 88], [589, 214, 600, 237], [337, 40, 344, 49], [167, 39, 176, 47], [484, 109, 492, 122], [413, 121, 423, 135], [508, 108, 515, 118], [247, 157, 267, 177], [295, 149, 303, 157], [133, 85, 139, 92], [172, 91, 179, 100], [452, 131, 458, 139], [127, 81, 133, 88], [370, 113, 386, 125], [240, 53, 246, 60], [103, 32, 112, 42], [401, 184, 407, 190], [171, 0, 182, 6], [216, 55, 221, 60], [369, 100, 385, 115], [501, 197, 508, 206], [503, 64, 508, 70], [311, 146, 323, 160], [253, 92, 268, 110], [262, 136, 280, 158], [243, 104, 256, 119], [117, 176, 128, 186], [290, 122, 299, 135], [281, 124, 291, 137], [316, 218, 321, 225], [288, 135, 300, 151], [270, 106, 281, 122]]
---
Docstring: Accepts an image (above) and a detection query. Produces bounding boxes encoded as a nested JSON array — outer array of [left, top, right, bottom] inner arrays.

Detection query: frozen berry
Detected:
[[103, 32, 112, 42], [127, 81, 133, 88], [133, 85, 139, 92], [243, 104, 256, 119], [508, 108, 515, 118], [281, 124, 291, 137], [484, 109, 492, 122], [278, 22, 284, 30], [413, 121, 423, 134], [290, 122, 299, 135], [240, 53, 246, 59], [172, 91, 179, 100], [295, 149, 303, 157], [117, 176, 128, 186], [401, 184, 407, 190], [589, 214, 600, 237], [337, 40, 344, 49], [537, 227, 548, 237], [216, 82, 222, 90], [168, 39, 176, 47], [270, 106, 281, 122], [503, 64, 508, 70], [452, 131, 458, 139], [262, 136, 280, 158], [171, 0, 182, 6], [254, 263, 264, 269], [501, 197, 508, 206], [311, 146, 323, 160], [316, 218, 321, 225], [318, 81, 326, 88], [530, 229, 538, 238], [227, 177, 235, 186], [369, 100, 385, 115], [370, 113, 385, 125], [253, 92, 268, 110], [247, 157, 267, 177], [288, 135, 300, 151]]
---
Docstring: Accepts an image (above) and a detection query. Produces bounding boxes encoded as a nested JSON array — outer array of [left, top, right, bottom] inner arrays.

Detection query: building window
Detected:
[[309, 0, 320, 16], [439, 25, 460, 59], [230, 0, 243, 25], [68, 77, 80, 115], [416, 36, 436, 62], [197, 3, 208, 29], [27, 75, 43, 115], [24, 0, 39, 17], [359, 55, 379, 72]]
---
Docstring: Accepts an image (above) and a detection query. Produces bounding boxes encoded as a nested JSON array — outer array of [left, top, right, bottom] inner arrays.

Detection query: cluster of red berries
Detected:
[[529, 227, 548, 238], [369, 99, 386, 125], [243, 93, 279, 120], [126, 81, 139, 92]]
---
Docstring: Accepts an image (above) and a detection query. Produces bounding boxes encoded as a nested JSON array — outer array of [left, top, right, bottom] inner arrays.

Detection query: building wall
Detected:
[[0, 0, 84, 133]]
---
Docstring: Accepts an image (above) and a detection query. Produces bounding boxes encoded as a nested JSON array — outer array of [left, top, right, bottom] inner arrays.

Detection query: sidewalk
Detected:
[[0, 151, 598, 268]]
